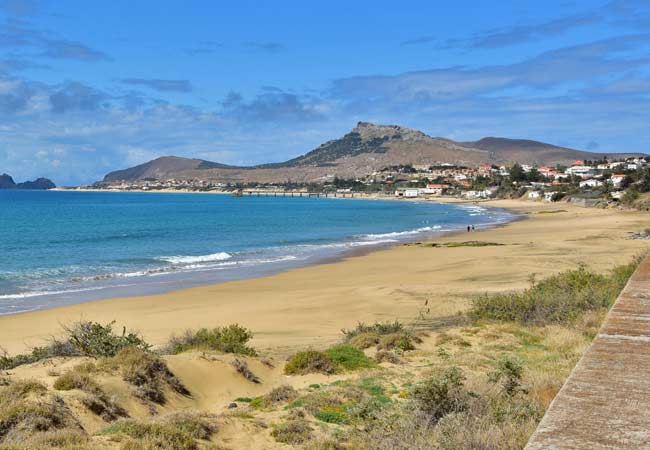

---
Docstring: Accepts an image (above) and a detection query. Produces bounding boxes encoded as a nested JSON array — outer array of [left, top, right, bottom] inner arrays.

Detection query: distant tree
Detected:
[[510, 163, 526, 182]]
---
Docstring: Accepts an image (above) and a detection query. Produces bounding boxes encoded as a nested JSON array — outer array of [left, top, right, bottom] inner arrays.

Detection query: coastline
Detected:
[[0, 193, 513, 315], [1, 199, 649, 357]]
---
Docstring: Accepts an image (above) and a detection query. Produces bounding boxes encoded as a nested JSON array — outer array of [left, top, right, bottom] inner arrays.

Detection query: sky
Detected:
[[1, 0, 650, 185]]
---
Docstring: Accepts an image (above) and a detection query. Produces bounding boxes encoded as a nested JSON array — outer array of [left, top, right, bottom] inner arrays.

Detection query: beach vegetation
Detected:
[[101, 412, 217, 450], [270, 419, 313, 444], [410, 367, 468, 422], [284, 350, 335, 375], [164, 324, 257, 356], [249, 385, 298, 410], [0, 379, 84, 448], [0, 320, 149, 371], [231, 358, 260, 384], [63, 320, 151, 358], [342, 320, 404, 340], [285, 345, 375, 375], [469, 258, 641, 324], [52, 365, 128, 421], [377, 332, 421, 351], [110, 346, 190, 404], [324, 345, 375, 371], [374, 350, 401, 364]]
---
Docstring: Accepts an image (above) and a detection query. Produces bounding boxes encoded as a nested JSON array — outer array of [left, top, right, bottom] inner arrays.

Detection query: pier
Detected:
[[235, 190, 366, 198]]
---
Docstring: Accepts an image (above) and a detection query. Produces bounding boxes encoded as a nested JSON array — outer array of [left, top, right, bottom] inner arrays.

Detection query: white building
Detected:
[[528, 190, 542, 199], [462, 189, 491, 199], [395, 188, 419, 198], [579, 179, 603, 188], [610, 174, 626, 186], [565, 166, 595, 178]]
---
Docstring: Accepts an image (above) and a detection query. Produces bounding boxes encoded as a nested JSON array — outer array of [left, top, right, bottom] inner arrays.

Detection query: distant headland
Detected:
[[0, 174, 56, 190]]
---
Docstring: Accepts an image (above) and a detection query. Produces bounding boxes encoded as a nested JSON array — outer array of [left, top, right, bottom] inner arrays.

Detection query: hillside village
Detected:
[[88, 155, 650, 208]]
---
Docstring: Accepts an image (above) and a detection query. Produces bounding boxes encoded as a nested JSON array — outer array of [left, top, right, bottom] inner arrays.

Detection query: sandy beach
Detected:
[[1, 199, 649, 356]]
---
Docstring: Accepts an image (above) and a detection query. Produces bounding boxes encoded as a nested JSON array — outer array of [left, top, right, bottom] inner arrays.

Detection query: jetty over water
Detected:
[[525, 256, 650, 449], [236, 190, 366, 198]]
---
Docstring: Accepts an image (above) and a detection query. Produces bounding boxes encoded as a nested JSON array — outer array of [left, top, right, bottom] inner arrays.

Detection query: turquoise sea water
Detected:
[[0, 191, 515, 314]]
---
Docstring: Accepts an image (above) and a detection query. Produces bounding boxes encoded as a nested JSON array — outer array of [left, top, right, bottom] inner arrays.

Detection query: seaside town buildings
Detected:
[[89, 156, 649, 205]]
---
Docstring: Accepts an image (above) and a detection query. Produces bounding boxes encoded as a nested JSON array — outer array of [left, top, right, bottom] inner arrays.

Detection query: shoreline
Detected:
[[1, 199, 649, 356], [0, 195, 514, 316]]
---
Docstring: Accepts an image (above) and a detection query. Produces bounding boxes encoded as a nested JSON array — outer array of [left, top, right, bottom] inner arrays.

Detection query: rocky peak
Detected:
[[353, 121, 430, 142]]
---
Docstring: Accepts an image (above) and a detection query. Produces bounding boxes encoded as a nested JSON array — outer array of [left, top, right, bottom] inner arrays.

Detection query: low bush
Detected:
[[0, 380, 82, 445], [488, 354, 526, 396], [375, 350, 401, 364], [342, 321, 404, 341], [251, 385, 298, 409], [470, 259, 641, 325], [63, 320, 150, 358], [270, 419, 312, 444], [347, 332, 380, 349], [53, 371, 98, 392], [102, 417, 206, 450], [0, 320, 149, 371], [410, 367, 468, 423], [325, 345, 375, 371], [165, 324, 256, 356], [284, 351, 335, 375], [111, 347, 189, 404], [377, 333, 419, 351], [268, 385, 298, 403]]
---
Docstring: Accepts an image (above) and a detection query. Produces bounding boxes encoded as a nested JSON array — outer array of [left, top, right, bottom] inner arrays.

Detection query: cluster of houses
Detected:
[[93, 178, 228, 191], [393, 157, 648, 201]]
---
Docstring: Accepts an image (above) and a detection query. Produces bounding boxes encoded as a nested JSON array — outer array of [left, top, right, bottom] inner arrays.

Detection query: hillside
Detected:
[[103, 156, 239, 182], [101, 122, 640, 184]]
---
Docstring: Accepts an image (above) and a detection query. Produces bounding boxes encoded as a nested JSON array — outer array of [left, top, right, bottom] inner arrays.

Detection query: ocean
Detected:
[[0, 190, 515, 315]]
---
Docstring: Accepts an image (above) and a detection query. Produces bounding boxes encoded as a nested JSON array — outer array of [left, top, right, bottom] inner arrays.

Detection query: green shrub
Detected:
[[315, 406, 348, 424], [165, 324, 256, 356], [284, 351, 335, 375], [410, 367, 468, 423], [325, 345, 375, 371], [488, 354, 526, 396], [64, 320, 150, 358], [470, 260, 641, 325]]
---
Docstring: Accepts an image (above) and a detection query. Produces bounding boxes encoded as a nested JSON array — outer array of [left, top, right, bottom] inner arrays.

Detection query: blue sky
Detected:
[[1, 0, 649, 185]]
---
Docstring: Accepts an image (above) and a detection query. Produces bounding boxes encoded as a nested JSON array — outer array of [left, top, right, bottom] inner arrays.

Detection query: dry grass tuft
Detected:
[[231, 359, 260, 384]]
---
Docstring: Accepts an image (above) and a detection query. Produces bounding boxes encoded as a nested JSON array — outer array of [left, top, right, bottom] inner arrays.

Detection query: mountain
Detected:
[[460, 137, 610, 165], [100, 122, 644, 184], [0, 174, 56, 190], [103, 156, 238, 182]]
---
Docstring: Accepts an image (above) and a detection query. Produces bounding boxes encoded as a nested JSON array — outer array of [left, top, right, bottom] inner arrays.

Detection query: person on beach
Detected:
[[467, 225, 471, 232], [472, 225, 475, 231]]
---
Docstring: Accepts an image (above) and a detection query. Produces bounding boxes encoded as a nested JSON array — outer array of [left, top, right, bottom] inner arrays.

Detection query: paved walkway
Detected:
[[526, 256, 650, 449]]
